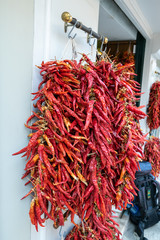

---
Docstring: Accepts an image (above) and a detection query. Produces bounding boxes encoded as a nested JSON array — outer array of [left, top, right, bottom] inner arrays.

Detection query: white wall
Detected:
[[31, 1, 100, 239], [140, 38, 153, 133], [151, 33, 160, 56], [0, 1, 34, 240]]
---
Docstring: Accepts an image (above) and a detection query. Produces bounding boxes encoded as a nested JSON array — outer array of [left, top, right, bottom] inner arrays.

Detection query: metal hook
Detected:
[[87, 28, 96, 46], [59, 226, 64, 240], [104, 44, 107, 52], [68, 20, 78, 39], [100, 36, 104, 52]]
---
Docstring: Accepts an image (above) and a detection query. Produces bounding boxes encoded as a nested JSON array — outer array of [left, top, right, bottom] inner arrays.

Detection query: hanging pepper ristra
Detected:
[[13, 55, 146, 239]]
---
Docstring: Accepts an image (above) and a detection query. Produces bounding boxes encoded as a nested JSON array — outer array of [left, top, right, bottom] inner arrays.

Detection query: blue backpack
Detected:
[[128, 161, 160, 240]]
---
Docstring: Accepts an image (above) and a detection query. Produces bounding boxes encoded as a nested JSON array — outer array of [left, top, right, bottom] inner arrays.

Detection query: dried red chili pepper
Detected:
[[83, 100, 94, 130]]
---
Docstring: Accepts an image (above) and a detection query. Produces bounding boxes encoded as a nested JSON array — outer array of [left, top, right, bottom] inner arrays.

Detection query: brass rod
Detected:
[[61, 11, 108, 44]]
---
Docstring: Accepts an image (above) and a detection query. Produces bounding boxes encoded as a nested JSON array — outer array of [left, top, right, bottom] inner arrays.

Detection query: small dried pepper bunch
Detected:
[[144, 136, 160, 178], [113, 51, 135, 76], [147, 81, 160, 130], [13, 54, 146, 240]]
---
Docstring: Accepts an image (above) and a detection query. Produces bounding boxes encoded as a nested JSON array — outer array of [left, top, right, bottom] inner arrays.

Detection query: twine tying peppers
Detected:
[[13, 54, 146, 240]]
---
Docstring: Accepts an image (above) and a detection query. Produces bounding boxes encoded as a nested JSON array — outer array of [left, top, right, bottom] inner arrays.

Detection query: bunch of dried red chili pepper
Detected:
[[113, 51, 135, 77], [13, 54, 146, 240], [147, 81, 160, 130], [144, 136, 160, 178]]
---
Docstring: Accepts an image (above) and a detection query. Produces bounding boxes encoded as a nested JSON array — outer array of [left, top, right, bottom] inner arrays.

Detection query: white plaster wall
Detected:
[[140, 38, 153, 134], [50, 0, 99, 61], [0, 0, 34, 240], [32, 0, 100, 94], [151, 33, 160, 56]]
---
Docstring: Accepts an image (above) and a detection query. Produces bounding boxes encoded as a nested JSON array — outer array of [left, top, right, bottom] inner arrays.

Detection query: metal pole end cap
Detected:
[[61, 12, 72, 23]]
